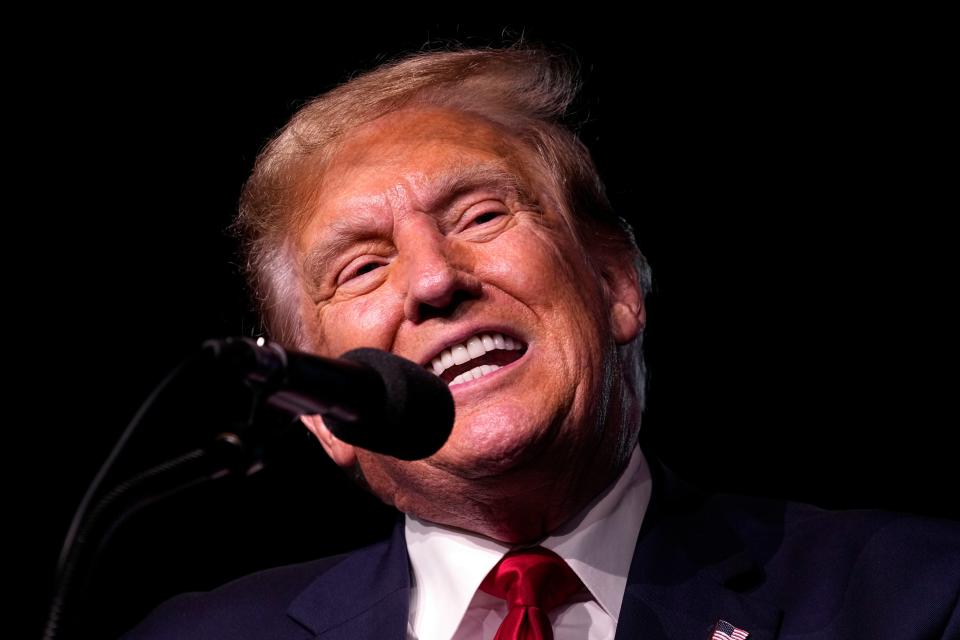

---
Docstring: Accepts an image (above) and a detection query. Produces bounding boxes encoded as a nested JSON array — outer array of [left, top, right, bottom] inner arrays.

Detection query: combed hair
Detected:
[[234, 46, 653, 409]]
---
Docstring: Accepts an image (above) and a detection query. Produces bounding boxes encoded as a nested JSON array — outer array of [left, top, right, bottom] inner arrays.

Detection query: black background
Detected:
[[24, 21, 955, 637]]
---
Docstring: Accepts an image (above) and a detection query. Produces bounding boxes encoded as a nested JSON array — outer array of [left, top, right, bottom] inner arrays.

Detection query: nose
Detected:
[[399, 227, 481, 322]]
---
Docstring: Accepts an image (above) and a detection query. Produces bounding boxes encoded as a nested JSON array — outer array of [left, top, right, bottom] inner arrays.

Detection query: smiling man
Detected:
[[127, 47, 959, 640], [294, 104, 646, 548]]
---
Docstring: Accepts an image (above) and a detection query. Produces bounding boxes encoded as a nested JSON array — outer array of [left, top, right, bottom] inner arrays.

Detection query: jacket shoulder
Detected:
[[122, 547, 368, 639], [712, 493, 960, 638]]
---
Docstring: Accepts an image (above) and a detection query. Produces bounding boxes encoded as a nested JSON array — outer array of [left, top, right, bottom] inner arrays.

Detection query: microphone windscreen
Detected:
[[333, 348, 455, 460]]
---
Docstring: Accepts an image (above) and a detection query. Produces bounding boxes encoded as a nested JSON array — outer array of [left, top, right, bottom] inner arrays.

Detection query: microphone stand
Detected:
[[42, 343, 289, 640]]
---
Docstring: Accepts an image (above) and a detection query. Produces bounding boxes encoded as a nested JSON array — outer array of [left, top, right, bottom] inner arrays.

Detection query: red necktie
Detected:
[[480, 547, 583, 640]]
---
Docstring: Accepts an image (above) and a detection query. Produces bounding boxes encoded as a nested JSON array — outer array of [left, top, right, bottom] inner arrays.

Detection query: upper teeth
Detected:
[[430, 332, 522, 384]]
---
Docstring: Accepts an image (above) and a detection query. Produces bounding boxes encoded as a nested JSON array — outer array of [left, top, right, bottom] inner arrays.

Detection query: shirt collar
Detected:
[[540, 446, 651, 619], [405, 446, 651, 640], [405, 515, 508, 640]]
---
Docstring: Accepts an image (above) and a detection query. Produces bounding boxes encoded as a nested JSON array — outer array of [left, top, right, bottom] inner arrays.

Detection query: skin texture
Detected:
[[297, 107, 645, 543]]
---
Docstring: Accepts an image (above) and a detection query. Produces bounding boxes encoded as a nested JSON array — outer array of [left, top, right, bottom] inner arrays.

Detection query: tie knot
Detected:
[[480, 547, 582, 612]]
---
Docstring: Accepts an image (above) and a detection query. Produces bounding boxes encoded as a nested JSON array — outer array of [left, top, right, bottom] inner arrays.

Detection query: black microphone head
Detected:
[[326, 348, 455, 460]]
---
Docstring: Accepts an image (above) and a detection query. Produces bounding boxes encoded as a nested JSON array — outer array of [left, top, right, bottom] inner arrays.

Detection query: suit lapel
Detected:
[[615, 461, 783, 640], [286, 520, 410, 640], [617, 568, 782, 640]]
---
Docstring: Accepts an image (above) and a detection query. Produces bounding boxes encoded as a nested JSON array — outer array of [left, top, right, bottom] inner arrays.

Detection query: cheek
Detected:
[[310, 292, 402, 354], [520, 237, 605, 321], [349, 296, 397, 336], [479, 234, 582, 300]]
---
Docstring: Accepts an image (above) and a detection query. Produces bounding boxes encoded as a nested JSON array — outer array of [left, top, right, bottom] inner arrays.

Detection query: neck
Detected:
[[375, 424, 638, 544]]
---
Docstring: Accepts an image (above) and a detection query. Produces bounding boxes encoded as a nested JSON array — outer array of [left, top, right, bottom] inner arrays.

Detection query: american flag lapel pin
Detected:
[[711, 619, 750, 640]]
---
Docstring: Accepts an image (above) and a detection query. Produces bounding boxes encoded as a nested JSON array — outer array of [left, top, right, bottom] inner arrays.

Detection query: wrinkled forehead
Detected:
[[295, 107, 560, 237]]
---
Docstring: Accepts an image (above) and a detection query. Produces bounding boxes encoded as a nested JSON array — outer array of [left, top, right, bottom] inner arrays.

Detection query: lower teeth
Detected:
[[450, 363, 501, 386]]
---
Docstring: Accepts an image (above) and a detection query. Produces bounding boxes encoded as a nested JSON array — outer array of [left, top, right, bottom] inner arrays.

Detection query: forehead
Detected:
[[308, 107, 536, 219]]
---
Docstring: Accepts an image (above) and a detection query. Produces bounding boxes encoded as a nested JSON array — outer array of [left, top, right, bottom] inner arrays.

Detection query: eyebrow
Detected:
[[303, 163, 539, 283], [303, 209, 389, 285], [419, 163, 537, 214]]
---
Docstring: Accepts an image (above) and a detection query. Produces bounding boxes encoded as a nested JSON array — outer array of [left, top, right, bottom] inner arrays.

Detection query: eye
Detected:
[[471, 211, 502, 225], [338, 258, 386, 285], [454, 202, 511, 238], [354, 262, 381, 277]]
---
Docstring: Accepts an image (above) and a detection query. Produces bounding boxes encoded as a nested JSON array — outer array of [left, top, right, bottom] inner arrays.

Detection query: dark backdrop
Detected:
[[25, 22, 954, 638]]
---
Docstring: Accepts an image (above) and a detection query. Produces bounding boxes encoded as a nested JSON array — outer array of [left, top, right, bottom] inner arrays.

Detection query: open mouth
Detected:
[[428, 332, 527, 386]]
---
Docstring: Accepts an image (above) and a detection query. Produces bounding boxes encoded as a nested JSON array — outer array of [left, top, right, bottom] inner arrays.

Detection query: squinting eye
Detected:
[[354, 262, 381, 276], [340, 260, 385, 284], [471, 211, 503, 226]]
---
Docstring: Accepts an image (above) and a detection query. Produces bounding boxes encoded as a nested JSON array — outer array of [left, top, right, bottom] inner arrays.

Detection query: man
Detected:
[[127, 47, 959, 639]]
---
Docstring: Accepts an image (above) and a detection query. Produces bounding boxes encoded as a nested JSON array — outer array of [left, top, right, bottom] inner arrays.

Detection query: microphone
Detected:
[[204, 337, 454, 460]]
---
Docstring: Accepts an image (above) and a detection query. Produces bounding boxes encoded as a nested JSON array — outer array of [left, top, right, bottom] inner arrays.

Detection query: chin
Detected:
[[429, 403, 565, 481]]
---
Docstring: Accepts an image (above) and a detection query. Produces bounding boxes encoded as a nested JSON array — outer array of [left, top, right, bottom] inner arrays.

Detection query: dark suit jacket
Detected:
[[125, 464, 960, 639]]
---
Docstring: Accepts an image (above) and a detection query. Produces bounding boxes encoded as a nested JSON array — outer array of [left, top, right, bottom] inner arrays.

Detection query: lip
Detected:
[[419, 324, 529, 368]]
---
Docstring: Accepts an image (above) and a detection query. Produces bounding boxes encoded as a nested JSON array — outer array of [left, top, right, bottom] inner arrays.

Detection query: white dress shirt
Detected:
[[405, 446, 652, 640]]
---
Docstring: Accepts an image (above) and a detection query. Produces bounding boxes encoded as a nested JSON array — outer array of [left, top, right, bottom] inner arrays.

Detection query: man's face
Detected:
[[296, 107, 643, 539]]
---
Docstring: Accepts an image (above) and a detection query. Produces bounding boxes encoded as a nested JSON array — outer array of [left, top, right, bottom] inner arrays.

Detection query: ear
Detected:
[[300, 414, 358, 469], [602, 256, 646, 345]]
